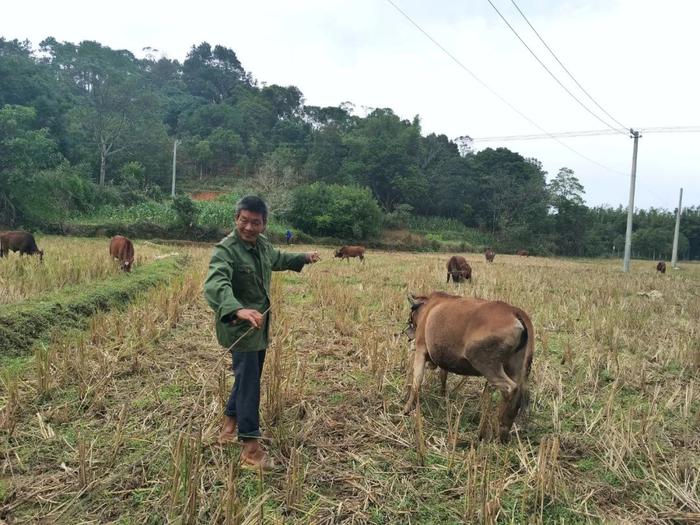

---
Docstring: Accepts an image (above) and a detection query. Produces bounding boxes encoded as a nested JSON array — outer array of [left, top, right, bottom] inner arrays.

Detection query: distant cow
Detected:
[[485, 248, 495, 263], [110, 235, 135, 272], [335, 245, 365, 263], [446, 255, 472, 283], [0, 231, 43, 262], [404, 292, 534, 443], [516, 249, 529, 257], [656, 261, 666, 274]]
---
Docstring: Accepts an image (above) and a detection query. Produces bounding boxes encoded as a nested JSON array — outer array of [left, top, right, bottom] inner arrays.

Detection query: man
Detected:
[[204, 196, 320, 469], [285, 229, 293, 245]]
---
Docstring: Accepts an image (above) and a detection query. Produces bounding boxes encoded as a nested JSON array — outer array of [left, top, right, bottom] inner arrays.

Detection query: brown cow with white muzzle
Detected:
[[656, 261, 666, 274], [446, 255, 471, 283], [335, 245, 365, 263], [0, 231, 44, 262], [110, 235, 135, 272], [403, 291, 534, 443], [485, 248, 495, 263]]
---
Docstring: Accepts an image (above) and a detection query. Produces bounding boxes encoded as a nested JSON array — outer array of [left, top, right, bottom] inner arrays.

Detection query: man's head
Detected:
[[235, 195, 268, 244]]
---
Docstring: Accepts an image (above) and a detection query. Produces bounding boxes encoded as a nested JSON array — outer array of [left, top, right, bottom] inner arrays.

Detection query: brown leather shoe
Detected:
[[217, 415, 237, 444], [240, 439, 275, 471]]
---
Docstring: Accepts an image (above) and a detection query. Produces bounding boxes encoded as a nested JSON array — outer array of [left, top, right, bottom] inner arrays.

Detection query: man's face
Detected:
[[235, 209, 265, 243]]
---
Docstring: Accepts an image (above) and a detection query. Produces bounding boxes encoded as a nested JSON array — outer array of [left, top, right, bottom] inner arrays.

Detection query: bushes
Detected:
[[289, 183, 382, 240]]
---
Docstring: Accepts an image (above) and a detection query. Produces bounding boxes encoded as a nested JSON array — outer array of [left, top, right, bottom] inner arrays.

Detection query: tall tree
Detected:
[[41, 38, 164, 185], [182, 43, 251, 103]]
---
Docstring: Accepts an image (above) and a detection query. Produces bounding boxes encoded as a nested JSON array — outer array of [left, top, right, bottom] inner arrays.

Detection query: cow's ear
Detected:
[[408, 293, 424, 306]]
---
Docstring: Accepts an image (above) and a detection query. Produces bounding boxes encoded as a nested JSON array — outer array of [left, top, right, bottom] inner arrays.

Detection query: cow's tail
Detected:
[[513, 309, 535, 420]]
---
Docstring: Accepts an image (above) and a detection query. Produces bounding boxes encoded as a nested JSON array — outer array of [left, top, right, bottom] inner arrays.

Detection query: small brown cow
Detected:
[[656, 261, 666, 274], [446, 255, 472, 283], [110, 235, 135, 272], [485, 248, 495, 263], [516, 249, 529, 257], [0, 231, 43, 262], [404, 291, 534, 442], [335, 245, 365, 263]]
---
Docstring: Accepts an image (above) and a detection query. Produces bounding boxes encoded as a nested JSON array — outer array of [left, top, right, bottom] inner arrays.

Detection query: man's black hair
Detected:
[[235, 195, 268, 223]]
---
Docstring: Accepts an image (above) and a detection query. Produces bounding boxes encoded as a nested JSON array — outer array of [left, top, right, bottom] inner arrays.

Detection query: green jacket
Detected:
[[204, 231, 308, 352]]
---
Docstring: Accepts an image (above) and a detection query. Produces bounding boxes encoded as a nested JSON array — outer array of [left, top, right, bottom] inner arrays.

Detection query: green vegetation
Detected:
[[2, 37, 699, 257], [290, 182, 382, 239]]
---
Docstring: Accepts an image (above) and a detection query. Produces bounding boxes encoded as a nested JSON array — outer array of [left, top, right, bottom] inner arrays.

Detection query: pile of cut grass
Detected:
[[0, 254, 186, 358]]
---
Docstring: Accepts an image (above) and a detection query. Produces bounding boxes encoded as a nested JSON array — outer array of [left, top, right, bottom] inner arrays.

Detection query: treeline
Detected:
[[1, 37, 698, 259]]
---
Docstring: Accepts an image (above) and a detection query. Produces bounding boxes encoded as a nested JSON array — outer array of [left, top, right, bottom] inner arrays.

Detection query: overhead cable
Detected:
[[509, 0, 629, 132], [486, 0, 627, 135], [473, 126, 700, 142], [383, 0, 627, 176]]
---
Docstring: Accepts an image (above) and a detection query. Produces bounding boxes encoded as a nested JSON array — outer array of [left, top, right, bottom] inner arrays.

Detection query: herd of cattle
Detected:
[[0, 231, 135, 271], [0, 233, 673, 442]]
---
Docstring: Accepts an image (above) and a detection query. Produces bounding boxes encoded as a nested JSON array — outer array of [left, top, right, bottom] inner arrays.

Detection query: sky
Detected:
[[3, 0, 699, 210]]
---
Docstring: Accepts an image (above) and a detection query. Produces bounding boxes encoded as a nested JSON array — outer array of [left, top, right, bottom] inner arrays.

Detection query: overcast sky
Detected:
[[3, 0, 699, 210]]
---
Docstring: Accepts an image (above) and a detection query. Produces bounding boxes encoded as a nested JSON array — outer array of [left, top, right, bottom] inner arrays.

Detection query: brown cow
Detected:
[[485, 248, 495, 263], [516, 249, 529, 257], [0, 231, 43, 262], [656, 261, 666, 274], [446, 255, 472, 283], [404, 291, 534, 443], [110, 235, 135, 272], [335, 245, 365, 263]]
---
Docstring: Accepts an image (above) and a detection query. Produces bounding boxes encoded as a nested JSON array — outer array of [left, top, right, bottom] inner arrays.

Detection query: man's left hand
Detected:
[[305, 251, 320, 263]]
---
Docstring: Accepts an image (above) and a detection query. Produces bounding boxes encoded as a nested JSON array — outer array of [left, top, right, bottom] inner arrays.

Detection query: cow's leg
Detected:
[[360, 254, 364, 263], [403, 346, 428, 414], [439, 368, 448, 397], [497, 384, 523, 443], [471, 359, 518, 440], [446, 272, 451, 283]]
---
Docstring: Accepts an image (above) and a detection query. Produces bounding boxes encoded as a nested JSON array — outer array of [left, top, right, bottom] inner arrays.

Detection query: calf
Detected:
[[110, 235, 135, 272], [0, 231, 43, 262], [446, 255, 472, 283], [656, 261, 666, 274], [334, 245, 365, 263], [404, 292, 534, 443], [516, 249, 529, 257], [485, 248, 495, 263]]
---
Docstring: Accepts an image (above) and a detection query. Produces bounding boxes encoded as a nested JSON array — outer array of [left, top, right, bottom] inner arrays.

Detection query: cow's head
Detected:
[[122, 259, 133, 272], [404, 293, 427, 340], [334, 249, 342, 258]]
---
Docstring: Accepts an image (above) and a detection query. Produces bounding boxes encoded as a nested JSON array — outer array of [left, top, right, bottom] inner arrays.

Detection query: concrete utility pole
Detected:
[[171, 139, 180, 198], [671, 187, 683, 269], [623, 129, 641, 273]]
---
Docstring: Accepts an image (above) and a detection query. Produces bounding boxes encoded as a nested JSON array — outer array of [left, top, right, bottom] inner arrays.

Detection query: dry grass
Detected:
[[1, 245, 698, 523], [0, 236, 170, 304]]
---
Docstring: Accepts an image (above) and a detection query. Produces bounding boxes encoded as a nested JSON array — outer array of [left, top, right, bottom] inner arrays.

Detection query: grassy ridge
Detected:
[[0, 255, 186, 358]]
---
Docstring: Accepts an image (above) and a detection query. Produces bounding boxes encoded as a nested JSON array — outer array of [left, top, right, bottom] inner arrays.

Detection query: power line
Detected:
[[508, 0, 629, 132], [473, 125, 700, 142], [486, 0, 627, 135], [383, 0, 626, 177]]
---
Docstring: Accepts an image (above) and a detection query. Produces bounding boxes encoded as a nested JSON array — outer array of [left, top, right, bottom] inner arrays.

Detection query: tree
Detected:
[[470, 148, 549, 238], [338, 109, 423, 209], [41, 38, 163, 185], [290, 183, 382, 239], [548, 167, 585, 208], [0, 105, 64, 224], [182, 43, 251, 103]]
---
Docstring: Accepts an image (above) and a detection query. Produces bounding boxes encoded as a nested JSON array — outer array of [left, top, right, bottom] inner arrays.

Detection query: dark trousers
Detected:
[[225, 349, 266, 439]]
